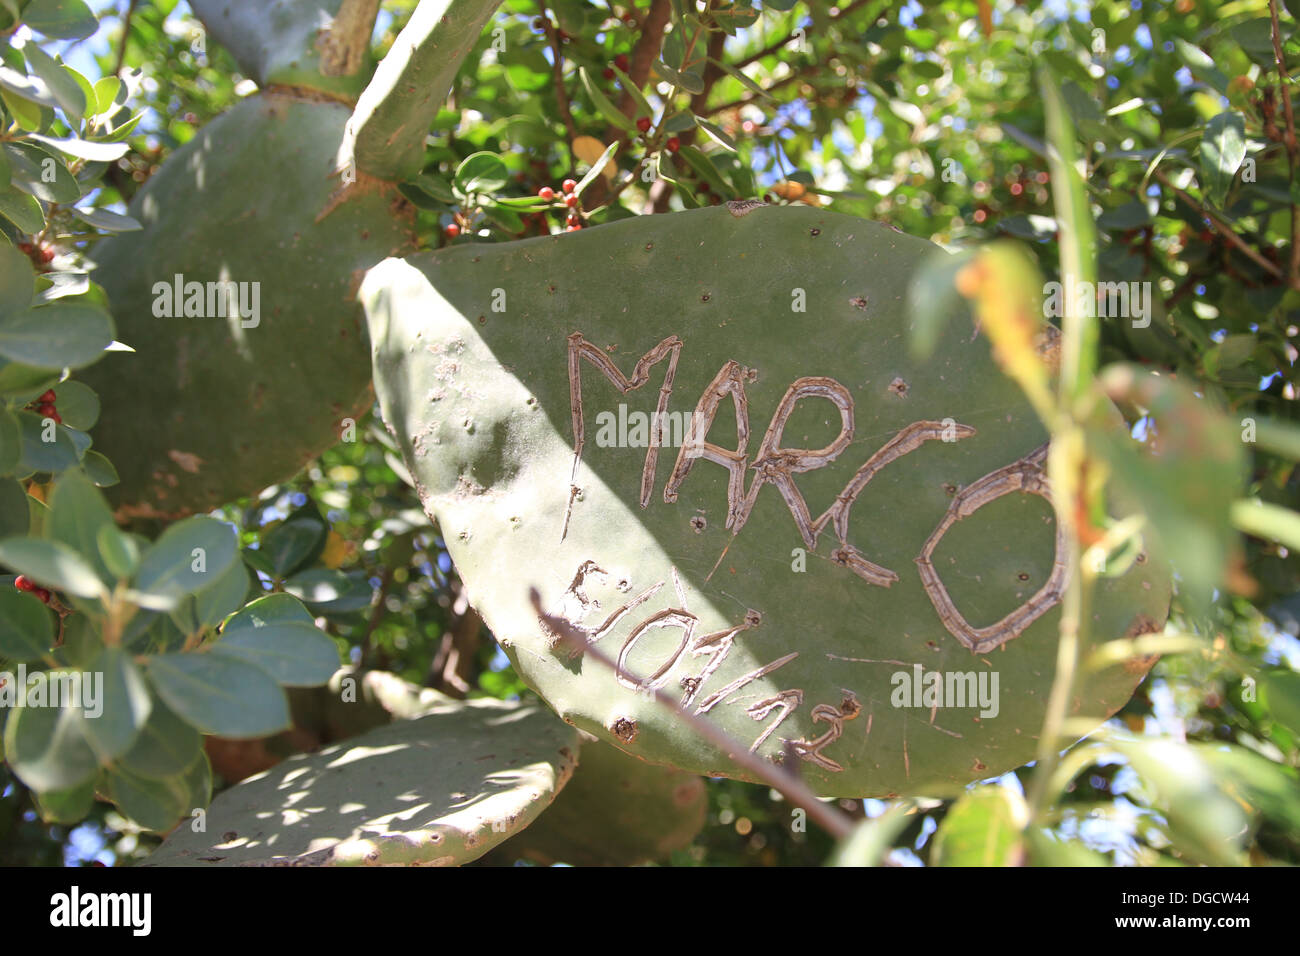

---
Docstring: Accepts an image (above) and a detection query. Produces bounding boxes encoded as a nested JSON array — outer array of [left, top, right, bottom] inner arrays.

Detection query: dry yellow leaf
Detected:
[[572, 135, 615, 181]]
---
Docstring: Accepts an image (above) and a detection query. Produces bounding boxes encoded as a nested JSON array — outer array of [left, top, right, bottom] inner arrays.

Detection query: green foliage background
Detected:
[[0, 0, 1297, 866]]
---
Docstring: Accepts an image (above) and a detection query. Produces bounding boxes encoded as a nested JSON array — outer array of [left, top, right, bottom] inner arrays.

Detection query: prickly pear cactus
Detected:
[[81, 0, 505, 516], [483, 738, 707, 867], [145, 698, 580, 866], [362, 204, 1172, 798], [80, 93, 413, 517]]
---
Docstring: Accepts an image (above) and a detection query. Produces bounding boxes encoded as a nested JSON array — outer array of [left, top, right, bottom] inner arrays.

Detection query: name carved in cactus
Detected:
[[564, 332, 1068, 659]]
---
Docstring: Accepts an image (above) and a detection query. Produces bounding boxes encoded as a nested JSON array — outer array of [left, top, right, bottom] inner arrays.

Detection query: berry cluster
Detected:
[[27, 388, 61, 424], [14, 575, 52, 604], [539, 178, 584, 232]]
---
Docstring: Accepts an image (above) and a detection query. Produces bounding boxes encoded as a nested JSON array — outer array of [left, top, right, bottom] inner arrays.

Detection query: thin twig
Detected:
[[540, 1, 577, 171], [1154, 168, 1292, 285], [528, 587, 857, 841], [1267, 0, 1300, 283], [114, 0, 140, 76]]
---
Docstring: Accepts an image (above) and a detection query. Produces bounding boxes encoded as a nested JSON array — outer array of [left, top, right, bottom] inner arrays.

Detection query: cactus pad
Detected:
[[484, 738, 707, 866], [145, 697, 580, 866], [362, 205, 1172, 797], [81, 93, 413, 517]]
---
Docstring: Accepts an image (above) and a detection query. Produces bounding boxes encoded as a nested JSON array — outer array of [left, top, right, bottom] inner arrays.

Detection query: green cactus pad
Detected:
[[81, 93, 414, 517], [190, 0, 379, 100], [144, 698, 580, 866], [483, 738, 707, 867], [362, 204, 1172, 798]]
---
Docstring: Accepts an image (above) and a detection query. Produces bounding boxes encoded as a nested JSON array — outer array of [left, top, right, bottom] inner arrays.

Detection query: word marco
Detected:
[[563, 332, 1068, 654], [0, 664, 102, 718], [152, 273, 261, 328]]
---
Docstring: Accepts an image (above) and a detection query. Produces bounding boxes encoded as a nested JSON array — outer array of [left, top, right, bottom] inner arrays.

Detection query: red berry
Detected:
[[565, 194, 578, 207], [38, 246, 54, 263], [34, 588, 50, 604], [37, 402, 56, 418], [538, 186, 556, 201], [615, 54, 630, 72], [14, 575, 34, 592], [444, 223, 460, 238], [603, 67, 615, 80], [566, 213, 580, 226], [38, 390, 56, 403], [636, 116, 652, 133], [51, 411, 62, 424], [666, 136, 680, 153], [623, 14, 637, 26], [565, 224, 582, 232], [562, 178, 578, 194]]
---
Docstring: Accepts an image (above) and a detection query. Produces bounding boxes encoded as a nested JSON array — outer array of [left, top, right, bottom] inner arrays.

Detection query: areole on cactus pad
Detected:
[[361, 204, 1172, 798]]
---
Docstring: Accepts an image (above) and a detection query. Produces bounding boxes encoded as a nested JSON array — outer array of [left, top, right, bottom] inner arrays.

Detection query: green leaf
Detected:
[[45, 468, 115, 587], [0, 536, 104, 598], [1259, 670, 1300, 734], [3, 691, 99, 791], [22, 0, 98, 41], [453, 151, 509, 198], [27, 133, 128, 163], [171, 552, 249, 634], [79, 645, 150, 762], [829, 800, 917, 866], [283, 568, 373, 613], [213, 621, 339, 688], [4, 142, 80, 203], [225, 591, 316, 629], [22, 43, 84, 119], [0, 188, 45, 233], [1040, 67, 1098, 401], [15, 410, 81, 473], [1173, 37, 1229, 94], [677, 145, 733, 196], [33, 777, 94, 824], [572, 141, 618, 199], [96, 523, 138, 580], [0, 302, 114, 369], [708, 56, 772, 102], [50, 379, 97, 429], [1201, 111, 1246, 208], [134, 516, 239, 605], [102, 764, 192, 832], [1232, 499, 1300, 551], [81, 450, 118, 487], [118, 692, 201, 780], [694, 116, 737, 152], [0, 64, 60, 109], [0, 477, 29, 537], [0, 240, 35, 315], [580, 67, 638, 134], [260, 511, 327, 578], [0, 587, 53, 660], [0, 406, 20, 475], [906, 246, 975, 358], [609, 64, 653, 118], [1026, 828, 1109, 865], [144, 652, 291, 739], [932, 786, 1028, 865], [91, 76, 119, 116], [1106, 735, 1247, 865], [70, 205, 141, 232]]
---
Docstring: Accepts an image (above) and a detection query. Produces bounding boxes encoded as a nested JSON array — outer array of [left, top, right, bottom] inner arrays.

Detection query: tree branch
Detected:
[[529, 587, 857, 841]]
